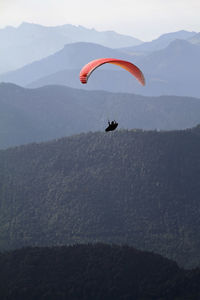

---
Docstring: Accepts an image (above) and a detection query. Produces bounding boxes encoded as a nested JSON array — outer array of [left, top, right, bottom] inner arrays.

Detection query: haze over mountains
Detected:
[[121, 30, 196, 53], [0, 42, 136, 87], [1, 22, 200, 298], [26, 39, 200, 98], [0, 22, 142, 74], [1, 25, 200, 97], [1, 83, 200, 149]]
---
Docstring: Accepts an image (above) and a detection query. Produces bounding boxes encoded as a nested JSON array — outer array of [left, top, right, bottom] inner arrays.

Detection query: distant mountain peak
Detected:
[[158, 30, 196, 41], [63, 40, 109, 49], [19, 22, 42, 28]]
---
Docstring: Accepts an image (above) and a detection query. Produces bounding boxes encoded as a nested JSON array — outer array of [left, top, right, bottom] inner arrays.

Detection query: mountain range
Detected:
[[1, 23, 200, 298], [0, 22, 142, 74], [1, 23, 198, 76], [1, 83, 200, 149], [28, 39, 200, 98], [0, 127, 200, 268], [1, 38, 200, 97], [0, 42, 136, 87], [121, 30, 196, 53]]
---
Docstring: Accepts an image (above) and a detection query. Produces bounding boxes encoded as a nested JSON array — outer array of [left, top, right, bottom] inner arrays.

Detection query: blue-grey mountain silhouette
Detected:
[[1, 38, 200, 97], [0, 22, 142, 74], [121, 30, 196, 53], [1, 83, 200, 149], [0, 42, 137, 86]]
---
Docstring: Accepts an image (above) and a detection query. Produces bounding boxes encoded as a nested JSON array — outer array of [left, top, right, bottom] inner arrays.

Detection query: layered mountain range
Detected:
[[1, 26, 200, 97], [1, 83, 200, 149], [0, 22, 142, 73], [1, 23, 200, 299]]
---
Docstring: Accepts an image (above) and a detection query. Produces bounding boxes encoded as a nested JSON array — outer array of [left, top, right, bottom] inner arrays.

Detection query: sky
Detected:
[[0, 0, 200, 41]]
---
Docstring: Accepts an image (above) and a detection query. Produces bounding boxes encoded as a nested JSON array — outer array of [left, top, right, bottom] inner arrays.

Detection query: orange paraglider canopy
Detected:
[[79, 58, 145, 86]]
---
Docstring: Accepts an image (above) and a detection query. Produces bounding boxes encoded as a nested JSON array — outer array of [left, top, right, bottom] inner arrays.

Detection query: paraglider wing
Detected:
[[79, 58, 145, 86]]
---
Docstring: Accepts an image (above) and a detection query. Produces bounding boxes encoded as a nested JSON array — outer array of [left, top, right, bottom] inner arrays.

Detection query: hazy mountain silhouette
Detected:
[[0, 42, 137, 86], [1, 83, 200, 149], [2, 39, 200, 97], [27, 68, 146, 92], [1, 128, 200, 268], [36, 39, 200, 98], [1, 244, 200, 299], [0, 22, 142, 74], [121, 30, 196, 53], [138, 39, 200, 97]]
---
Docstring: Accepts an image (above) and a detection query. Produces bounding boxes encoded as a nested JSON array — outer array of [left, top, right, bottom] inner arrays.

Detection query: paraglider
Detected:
[[105, 120, 118, 132], [79, 58, 145, 131]]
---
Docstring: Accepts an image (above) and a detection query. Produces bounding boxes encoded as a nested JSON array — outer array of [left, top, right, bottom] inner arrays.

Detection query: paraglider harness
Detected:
[[105, 120, 118, 132]]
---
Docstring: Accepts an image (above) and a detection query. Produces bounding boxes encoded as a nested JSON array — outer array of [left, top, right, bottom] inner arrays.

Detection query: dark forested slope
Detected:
[[0, 244, 200, 300], [0, 128, 200, 268]]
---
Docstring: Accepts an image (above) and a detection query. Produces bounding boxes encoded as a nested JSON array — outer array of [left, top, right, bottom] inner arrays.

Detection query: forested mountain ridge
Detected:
[[1, 83, 200, 149], [0, 128, 200, 268], [0, 244, 200, 300]]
